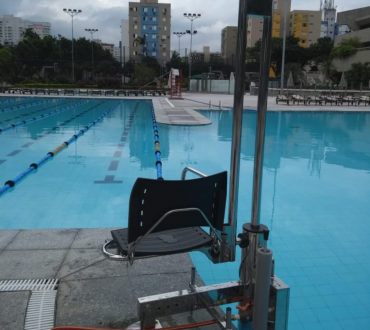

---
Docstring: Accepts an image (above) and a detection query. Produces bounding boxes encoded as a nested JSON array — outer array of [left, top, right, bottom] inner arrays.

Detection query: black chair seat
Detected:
[[111, 227, 213, 256]]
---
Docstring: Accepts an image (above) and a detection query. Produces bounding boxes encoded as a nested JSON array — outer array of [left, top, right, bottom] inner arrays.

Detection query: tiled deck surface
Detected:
[[0, 229, 217, 329]]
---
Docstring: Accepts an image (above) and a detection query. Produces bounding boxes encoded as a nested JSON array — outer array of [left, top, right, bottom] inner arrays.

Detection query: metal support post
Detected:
[[226, 0, 248, 262]]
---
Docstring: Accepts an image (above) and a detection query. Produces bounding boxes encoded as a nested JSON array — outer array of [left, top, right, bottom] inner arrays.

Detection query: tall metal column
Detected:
[[227, 0, 248, 262]]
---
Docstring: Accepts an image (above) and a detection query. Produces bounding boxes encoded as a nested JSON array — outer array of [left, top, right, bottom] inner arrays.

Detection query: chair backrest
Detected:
[[127, 171, 227, 243]]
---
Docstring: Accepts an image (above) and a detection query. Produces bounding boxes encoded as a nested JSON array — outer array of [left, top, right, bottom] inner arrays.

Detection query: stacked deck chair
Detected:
[[291, 95, 306, 105], [358, 95, 370, 106], [276, 94, 291, 105]]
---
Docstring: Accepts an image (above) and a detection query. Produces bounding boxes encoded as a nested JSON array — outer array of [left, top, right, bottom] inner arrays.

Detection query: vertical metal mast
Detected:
[[227, 0, 248, 261]]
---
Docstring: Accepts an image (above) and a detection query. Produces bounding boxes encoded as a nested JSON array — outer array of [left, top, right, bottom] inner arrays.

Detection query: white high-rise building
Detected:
[[121, 20, 130, 63], [320, 0, 336, 40], [0, 15, 51, 45]]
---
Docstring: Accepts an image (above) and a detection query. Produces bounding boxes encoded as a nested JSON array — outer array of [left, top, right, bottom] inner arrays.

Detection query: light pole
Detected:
[[58, 34, 62, 61], [184, 13, 201, 80], [173, 32, 186, 57], [63, 8, 82, 82], [280, 0, 287, 95], [85, 29, 98, 80]]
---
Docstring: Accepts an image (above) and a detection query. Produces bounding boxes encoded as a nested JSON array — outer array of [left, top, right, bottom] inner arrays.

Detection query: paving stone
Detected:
[[0, 230, 20, 251], [56, 277, 138, 328], [56, 248, 106, 279], [62, 253, 194, 281], [70, 228, 118, 249], [0, 291, 30, 330], [0, 250, 67, 280], [6, 229, 78, 250]]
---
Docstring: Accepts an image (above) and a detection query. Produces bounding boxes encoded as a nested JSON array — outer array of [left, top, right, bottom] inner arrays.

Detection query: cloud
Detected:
[[1, 0, 368, 55]]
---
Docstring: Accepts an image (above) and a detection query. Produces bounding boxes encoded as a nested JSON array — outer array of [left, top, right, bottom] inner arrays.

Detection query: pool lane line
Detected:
[[0, 99, 74, 126], [0, 101, 122, 197], [0, 98, 56, 113], [94, 102, 138, 184], [0, 97, 34, 106], [0, 100, 107, 163], [151, 102, 163, 180], [0, 99, 90, 133]]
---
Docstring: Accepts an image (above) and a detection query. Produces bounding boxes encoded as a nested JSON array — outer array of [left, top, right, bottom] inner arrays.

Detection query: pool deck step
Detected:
[[152, 98, 211, 126], [0, 228, 219, 329]]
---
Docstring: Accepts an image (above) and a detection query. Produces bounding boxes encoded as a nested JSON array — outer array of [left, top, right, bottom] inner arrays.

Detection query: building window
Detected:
[[301, 31, 307, 35], [153, 8, 157, 13], [143, 17, 147, 21], [163, 9, 167, 14], [152, 35, 157, 39], [302, 23, 308, 27], [143, 25, 146, 30], [162, 35, 166, 39], [163, 52, 166, 56], [163, 26, 167, 31], [162, 18, 166, 22], [143, 8, 148, 12], [134, 25, 138, 30], [152, 51, 157, 56], [303, 15, 308, 19], [301, 40, 306, 43]]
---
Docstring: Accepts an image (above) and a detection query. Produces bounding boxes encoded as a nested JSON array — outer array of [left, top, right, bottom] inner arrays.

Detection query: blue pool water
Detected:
[[1, 97, 370, 330]]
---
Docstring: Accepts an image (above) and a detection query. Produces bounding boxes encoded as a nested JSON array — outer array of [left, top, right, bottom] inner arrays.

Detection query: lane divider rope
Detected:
[[0, 99, 89, 133], [0, 100, 122, 198], [0, 97, 34, 106], [0, 97, 59, 113], [151, 102, 163, 180]]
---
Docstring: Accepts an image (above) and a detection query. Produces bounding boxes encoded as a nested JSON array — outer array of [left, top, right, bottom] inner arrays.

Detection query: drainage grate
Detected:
[[0, 279, 58, 330], [24, 291, 57, 330], [0, 279, 58, 291]]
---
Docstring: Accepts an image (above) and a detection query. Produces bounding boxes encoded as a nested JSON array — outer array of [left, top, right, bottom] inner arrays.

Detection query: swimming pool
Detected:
[[1, 97, 370, 330]]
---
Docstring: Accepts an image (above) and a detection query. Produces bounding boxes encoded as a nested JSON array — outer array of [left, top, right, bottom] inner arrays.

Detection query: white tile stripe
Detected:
[[165, 98, 175, 108]]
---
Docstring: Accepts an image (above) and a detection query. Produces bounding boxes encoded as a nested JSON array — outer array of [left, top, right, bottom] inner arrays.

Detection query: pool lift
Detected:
[[103, 0, 290, 329]]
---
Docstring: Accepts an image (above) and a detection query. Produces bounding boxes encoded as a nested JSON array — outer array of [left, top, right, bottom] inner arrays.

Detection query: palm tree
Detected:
[[319, 59, 337, 85], [134, 35, 147, 62]]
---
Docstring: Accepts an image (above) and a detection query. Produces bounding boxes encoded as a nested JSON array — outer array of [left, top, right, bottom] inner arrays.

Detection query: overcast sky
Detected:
[[1, 0, 368, 56]]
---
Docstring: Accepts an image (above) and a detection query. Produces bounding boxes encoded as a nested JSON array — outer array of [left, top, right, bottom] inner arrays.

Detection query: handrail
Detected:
[[138, 71, 171, 90], [181, 167, 207, 180]]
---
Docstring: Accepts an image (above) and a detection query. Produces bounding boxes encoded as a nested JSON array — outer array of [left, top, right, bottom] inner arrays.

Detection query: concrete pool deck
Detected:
[[0, 228, 219, 329]]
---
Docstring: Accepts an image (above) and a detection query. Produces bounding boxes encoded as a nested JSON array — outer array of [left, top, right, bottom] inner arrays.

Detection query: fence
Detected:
[[189, 79, 235, 94]]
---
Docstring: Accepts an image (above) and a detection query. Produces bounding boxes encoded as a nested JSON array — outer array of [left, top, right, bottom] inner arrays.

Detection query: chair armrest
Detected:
[[181, 167, 208, 180]]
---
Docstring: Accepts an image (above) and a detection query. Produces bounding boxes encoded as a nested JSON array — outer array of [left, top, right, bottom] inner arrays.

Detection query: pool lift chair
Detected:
[[102, 1, 290, 330]]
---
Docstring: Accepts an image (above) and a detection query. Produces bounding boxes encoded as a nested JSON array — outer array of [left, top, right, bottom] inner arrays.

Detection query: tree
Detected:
[[309, 37, 334, 64], [330, 37, 362, 59], [246, 36, 311, 77], [284, 63, 305, 83], [347, 62, 370, 87], [132, 64, 156, 85], [319, 59, 337, 83]]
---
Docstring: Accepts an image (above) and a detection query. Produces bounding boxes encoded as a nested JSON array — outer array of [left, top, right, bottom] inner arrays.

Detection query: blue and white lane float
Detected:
[[0, 101, 123, 197], [150, 102, 163, 180]]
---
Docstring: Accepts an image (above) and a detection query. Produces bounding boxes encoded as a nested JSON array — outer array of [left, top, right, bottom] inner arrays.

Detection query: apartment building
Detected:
[[221, 26, 237, 65], [0, 14, 51, 45], [128, 0, 171, 65], [191, 46, 222, 64], [289, 10, 321, 47], [246, 0, 291, 48]]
